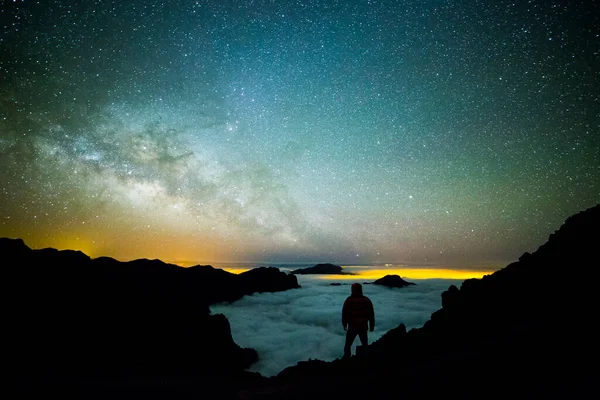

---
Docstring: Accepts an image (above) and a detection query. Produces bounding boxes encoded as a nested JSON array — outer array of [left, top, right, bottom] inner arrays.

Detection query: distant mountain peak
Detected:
[[373, 274, 415, 288]]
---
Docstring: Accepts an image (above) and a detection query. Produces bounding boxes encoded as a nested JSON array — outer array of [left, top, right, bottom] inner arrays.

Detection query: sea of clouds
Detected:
[[210, 274, 461, 377]]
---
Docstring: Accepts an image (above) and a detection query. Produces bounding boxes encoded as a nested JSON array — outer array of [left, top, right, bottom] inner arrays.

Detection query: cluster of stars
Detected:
[[0, 0, 598, 267]]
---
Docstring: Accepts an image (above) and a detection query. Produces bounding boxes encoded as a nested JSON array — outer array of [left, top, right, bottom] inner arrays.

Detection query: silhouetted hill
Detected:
[[290, 263, 354, 275], [1, 239, 298, 398], [372, 274, 415, 287], [242, 204, 599, 399]]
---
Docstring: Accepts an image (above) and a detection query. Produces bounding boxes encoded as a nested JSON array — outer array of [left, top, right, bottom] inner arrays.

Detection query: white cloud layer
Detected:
[[210, 275, 459, 377]]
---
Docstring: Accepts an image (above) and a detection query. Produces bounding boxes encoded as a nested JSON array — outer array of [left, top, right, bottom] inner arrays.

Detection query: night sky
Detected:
[[1, 0, 598, 268]]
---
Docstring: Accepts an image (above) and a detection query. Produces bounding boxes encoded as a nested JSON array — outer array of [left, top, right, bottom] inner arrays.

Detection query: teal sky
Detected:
[[1, 0, 598, 267]]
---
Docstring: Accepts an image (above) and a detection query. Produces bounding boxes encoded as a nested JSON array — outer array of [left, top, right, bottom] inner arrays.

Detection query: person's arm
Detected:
[[368, 298, 375, 331], [342, 299, 348, 331]]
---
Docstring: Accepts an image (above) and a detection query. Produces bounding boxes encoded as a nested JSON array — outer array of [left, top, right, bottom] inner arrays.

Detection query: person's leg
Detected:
[[358, 330, 368, 347], [356, 330, 369, 358], [344, 329, 358, 358]]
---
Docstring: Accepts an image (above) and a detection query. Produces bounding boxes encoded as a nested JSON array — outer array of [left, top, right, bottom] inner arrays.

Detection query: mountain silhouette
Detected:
[[1, 239, 298, 398]]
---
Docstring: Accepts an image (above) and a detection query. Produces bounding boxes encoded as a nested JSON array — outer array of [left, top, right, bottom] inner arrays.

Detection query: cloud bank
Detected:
[[210, 275, 457, 377]]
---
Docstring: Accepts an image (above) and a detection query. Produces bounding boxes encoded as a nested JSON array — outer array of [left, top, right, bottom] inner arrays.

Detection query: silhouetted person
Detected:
[[342, 282, 375, 358]]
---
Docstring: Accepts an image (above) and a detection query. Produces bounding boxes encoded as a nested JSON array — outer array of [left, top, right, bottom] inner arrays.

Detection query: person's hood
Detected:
[[351, 282, 363, 296]]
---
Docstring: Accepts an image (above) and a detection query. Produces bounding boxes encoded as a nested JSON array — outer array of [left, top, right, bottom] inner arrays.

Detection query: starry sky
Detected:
[[1, 0, 598, 268]]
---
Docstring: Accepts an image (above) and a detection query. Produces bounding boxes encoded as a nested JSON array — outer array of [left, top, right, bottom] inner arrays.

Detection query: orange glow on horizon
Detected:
[[49, 238, 97, 258], [317, 268, 495, 280], [169, 265, 494, 279], [221, 267, 251, 274]]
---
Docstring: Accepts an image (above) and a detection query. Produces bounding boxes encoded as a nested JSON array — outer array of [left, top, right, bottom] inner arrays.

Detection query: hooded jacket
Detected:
[[342, 283, 375, 331]]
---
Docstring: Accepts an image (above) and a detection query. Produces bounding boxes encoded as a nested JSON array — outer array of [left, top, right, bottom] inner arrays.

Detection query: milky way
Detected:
[[1, 0, 598, 266]]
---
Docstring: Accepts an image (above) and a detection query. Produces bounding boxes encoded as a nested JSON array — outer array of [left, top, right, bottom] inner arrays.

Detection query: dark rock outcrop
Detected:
[[373, 274, 415, 287], [238, 267, 301, 294], [0, 238, 298, 396], [290, 263, 354, 275], [242, 204, 600, 399]]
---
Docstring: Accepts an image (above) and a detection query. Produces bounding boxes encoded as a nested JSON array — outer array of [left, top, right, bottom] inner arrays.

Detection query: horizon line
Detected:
[[162, 259, 505, 271], [1, 236, 508, 271]]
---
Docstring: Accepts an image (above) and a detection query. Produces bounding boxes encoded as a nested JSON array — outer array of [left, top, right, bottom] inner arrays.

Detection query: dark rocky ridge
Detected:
[[290, 263, 354, 275], [2, 238, 298, 397], [242, 204, 599, 399], [372, 274, 415, 288]]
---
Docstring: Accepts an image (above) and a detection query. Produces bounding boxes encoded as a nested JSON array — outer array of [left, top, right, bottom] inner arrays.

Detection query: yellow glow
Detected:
[[317, 268, 495, 280], [53, 238, 96, 257], [168, 261, 198, 267], [162, 262, 251, 274], [221, 268, 251, 274]]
